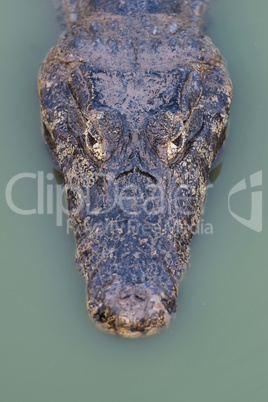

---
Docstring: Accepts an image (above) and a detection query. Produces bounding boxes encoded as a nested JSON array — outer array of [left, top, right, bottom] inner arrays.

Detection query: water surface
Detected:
[[0, 1, 267, 401]]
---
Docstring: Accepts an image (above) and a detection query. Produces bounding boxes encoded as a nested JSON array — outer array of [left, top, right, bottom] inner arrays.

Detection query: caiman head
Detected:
[[38, 9, 232, 337]]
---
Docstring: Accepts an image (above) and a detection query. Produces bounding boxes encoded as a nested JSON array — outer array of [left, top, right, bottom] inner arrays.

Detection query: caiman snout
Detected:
[[88, 280, 174, 337]]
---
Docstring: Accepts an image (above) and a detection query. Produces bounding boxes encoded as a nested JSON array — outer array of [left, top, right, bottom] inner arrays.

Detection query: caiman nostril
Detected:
[[134, 294, 146, 302], [120, 294, 131, 300], [119, 287, 132, 299], [134, 287, 148, 301]]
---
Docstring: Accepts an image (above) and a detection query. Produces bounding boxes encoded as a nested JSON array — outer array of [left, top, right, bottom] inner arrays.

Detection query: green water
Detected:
[[1, 1, 267, 401]]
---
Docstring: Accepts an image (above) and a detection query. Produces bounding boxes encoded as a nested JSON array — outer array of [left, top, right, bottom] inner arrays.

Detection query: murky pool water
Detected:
[[0, 1, 267, 401]]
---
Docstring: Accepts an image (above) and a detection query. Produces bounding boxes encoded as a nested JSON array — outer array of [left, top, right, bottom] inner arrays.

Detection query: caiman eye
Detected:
[[84, 111, 123, 161], [146, 111, 186, 161], [85, 118, 104, 161], [167, 125, 186, 161]]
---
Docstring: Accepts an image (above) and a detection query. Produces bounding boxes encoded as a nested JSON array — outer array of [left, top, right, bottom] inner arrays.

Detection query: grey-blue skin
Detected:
[[38, 0, 232, 337]]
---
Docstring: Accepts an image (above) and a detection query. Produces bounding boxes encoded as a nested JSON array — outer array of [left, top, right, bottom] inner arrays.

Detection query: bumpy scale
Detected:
[[38, 0, 232, 337]]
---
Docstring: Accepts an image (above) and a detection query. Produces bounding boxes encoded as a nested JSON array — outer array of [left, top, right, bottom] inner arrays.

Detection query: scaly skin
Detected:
[[38, 0, 232, 337]]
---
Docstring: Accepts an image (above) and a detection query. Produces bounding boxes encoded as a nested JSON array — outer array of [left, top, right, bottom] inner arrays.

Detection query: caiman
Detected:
[[38, 0, 232, 337]]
